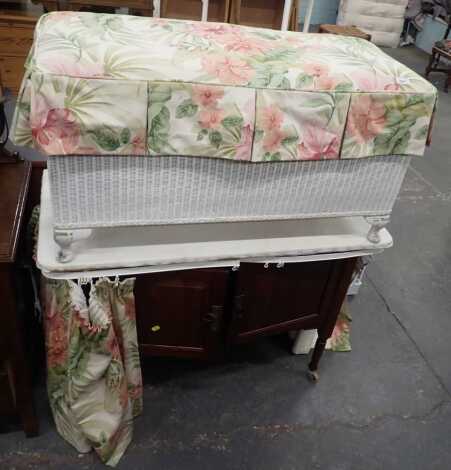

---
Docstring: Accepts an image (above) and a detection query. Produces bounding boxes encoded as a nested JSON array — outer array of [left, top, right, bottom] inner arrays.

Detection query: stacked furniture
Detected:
[[38, 169, 393, 381], [11, 12, 437, 263]]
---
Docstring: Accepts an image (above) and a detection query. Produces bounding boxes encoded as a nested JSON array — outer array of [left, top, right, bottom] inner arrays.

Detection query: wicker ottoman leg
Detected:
[[54, 229, 75, 263], [365, 215, 390, 244]]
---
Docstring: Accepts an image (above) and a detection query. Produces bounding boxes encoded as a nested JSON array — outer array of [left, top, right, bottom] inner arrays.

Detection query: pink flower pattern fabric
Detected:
[[11, 11, 437, 160], [42, 277, 142, 467]]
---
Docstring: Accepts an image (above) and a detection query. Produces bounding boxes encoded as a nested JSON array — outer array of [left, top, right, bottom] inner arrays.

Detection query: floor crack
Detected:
[[367, 273, 451, 398]]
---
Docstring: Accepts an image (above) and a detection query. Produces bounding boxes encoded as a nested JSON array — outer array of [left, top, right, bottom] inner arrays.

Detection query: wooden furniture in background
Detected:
[[65, 0, 153, 15], [0, 5, 42, 95], [160, 0, 230, 22], [0, 160, 38, 436], [229, 0, 298, 31], [319, 23, 371, 41], [425, 23, 451, 94]]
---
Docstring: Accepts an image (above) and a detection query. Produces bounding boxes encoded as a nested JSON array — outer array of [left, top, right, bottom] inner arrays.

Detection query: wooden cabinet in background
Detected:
[[0, 161, 38, 436], [66, 0, 154, 15], [160, 0, 230, 22], [0, 9, 39, 94], [229, 0, 298, 31]]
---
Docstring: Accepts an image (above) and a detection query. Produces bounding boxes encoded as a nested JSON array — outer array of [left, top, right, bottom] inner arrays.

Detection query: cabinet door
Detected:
[[135, 268, 230, 359], [228, 261, 334, 344]]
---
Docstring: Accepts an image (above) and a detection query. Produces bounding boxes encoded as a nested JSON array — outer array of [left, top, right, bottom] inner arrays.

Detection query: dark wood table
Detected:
[[0, 160, 38, 436]]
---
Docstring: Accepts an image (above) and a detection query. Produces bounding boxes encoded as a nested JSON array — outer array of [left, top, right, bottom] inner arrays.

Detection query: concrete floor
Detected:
[[1, 45, 451, 469]]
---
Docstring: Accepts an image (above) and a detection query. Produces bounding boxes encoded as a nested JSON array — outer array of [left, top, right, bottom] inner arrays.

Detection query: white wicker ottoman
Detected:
[[11, 12, 437, 262], [47, 154, 410, 261]]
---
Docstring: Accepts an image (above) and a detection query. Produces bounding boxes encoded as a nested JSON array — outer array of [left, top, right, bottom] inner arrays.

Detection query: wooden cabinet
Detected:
[[135, 268, 230, 359], [135, 258, 357, 378], [0, 10, 39, 94], [228, 261, 334, 344], [0, 161, 38, 436], [66, 0, 153, 15], [229, 0, 298, 31], [160, 0, 230, 22]]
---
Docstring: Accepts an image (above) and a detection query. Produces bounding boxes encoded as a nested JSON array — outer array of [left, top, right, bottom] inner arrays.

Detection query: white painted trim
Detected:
[[153, 0, 161, 17], [201, 0, 209, 21], [281, 0, 293, 31], [303, 0, 315, 33]]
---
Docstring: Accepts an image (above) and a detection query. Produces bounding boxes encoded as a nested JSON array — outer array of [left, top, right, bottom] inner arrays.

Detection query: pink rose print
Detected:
[[297, 125, 339, 160], [46, 313, 67, 368], [348, 96, 386, 144], [315, 75, 340, 91], [32, 106, 80, 154], [39, 53, 105, 78], [234, 124, 253, 160], [189, 23, 232, 39], [260, 106, 284, 131], [220, 32, 271, 54], [303, 63, 330, 77], [202, 55, 254, 85], [131, 132, 146, 154], [192, 85, 224, 108], [198, 108, 225, 129], [263, 129, 285, 152], [124, 297, 136, 321], [352, 71, 400, 92], [329, 314, 350, 348]]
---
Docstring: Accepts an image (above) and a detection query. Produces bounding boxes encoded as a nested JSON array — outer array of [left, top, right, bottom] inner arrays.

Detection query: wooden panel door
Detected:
[[135, 268, 230, 359], [161, 0, 230, 22], [229, 0, 298, 31], [228, 261, 335, 344]]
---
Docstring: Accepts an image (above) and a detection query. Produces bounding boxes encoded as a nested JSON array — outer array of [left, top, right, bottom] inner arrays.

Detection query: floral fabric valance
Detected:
[[11, 12, 437, 161]]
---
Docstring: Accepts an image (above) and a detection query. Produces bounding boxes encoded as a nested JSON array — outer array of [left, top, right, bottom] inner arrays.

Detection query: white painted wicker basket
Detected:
[[47, 154, 410, 262], [48, 155, 410, 230]]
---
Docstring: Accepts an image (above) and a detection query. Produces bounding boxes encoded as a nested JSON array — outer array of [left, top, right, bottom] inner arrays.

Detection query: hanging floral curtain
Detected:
[[42, 277, 142, 467]]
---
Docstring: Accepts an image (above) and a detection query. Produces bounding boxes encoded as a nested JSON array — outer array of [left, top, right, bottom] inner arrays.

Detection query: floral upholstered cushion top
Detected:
[[11, 11, 437, 161]]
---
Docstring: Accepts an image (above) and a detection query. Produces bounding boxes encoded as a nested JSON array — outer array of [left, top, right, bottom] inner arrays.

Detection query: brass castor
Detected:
[[307, 369, 319, 383]]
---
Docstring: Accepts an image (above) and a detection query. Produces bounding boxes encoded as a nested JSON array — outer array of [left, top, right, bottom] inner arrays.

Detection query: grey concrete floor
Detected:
[[1, 45, 451, 469]]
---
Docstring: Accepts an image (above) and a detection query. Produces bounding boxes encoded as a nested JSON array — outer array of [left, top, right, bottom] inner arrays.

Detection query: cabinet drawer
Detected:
[[0, 26, 34, 56], [229, 261, 334, 343], [0, 56, 27, 94], [135, 268, 229, 359]]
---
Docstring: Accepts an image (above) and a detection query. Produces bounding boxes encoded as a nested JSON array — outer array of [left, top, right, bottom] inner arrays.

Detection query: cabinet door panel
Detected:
[[229, 261, 333, 343], [135, 268, 229, 359]]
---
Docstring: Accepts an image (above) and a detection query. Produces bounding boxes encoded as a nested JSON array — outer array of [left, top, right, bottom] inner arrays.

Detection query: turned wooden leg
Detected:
[[425, 51, 436, 78], [54, 229, 74, 263], [365, 215, 390, 244], [306, 258, 357, 383], [307, 337, 327, 382]]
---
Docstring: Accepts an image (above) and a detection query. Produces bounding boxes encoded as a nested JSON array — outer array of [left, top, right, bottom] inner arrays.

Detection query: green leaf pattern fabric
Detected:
[[11, 11, 437, 161], [42, 277, 142, 467]]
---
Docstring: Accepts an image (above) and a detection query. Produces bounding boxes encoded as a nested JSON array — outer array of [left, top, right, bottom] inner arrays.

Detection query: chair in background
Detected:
[[425, 21, 451, 92]]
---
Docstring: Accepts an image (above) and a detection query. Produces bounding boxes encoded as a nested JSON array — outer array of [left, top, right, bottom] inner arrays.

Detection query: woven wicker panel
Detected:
[[48, 155, 410, 229]]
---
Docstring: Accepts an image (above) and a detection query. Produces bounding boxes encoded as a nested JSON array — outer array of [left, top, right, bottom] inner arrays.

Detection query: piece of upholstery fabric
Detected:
[[11, 11, 437, 161], [42, 277, 142, 467]]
